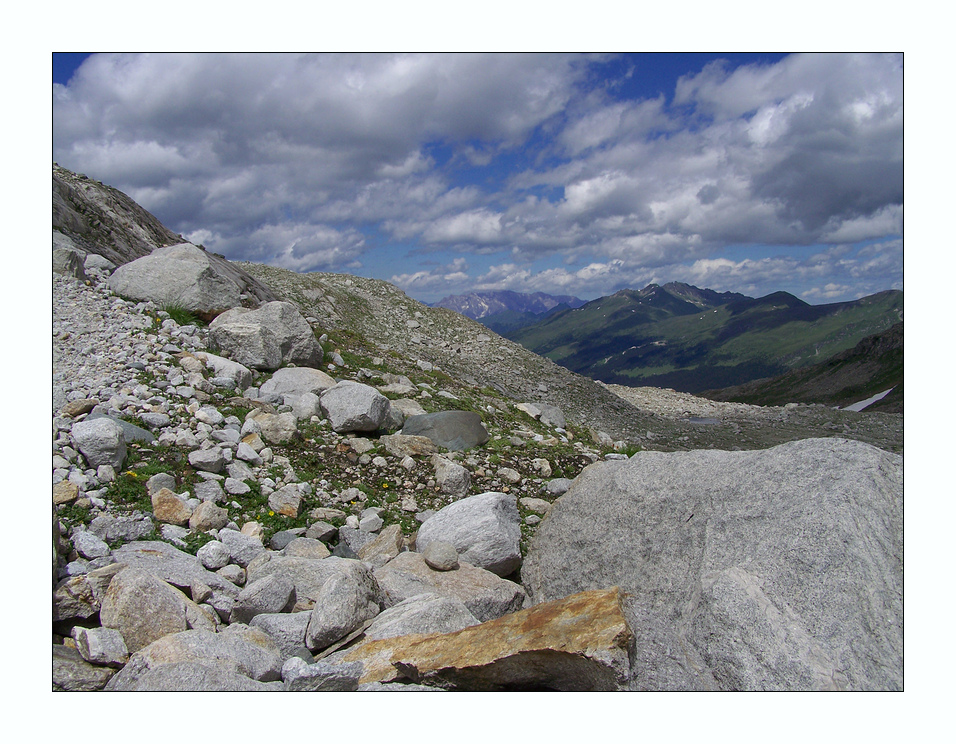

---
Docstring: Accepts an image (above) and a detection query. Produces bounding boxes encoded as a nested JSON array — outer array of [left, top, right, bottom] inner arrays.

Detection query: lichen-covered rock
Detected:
[[343, 587, 633, 690]]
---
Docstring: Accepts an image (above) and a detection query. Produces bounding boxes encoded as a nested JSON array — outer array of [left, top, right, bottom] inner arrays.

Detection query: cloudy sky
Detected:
[[52, 52, 903, 304]]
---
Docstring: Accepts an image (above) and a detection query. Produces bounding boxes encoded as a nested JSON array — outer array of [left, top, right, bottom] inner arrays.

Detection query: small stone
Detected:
[[72, 531, 111, 560], [72, 626, 129, 668], [151, 487, 193, 526], [188, 448, 225, 473], [189, 501, 229, 531], [422, 540, 459, 571], [54, 481, 79, 505]]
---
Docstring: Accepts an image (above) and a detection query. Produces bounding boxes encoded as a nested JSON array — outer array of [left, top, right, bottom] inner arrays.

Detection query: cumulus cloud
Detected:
[[53, 52, 903, 301]]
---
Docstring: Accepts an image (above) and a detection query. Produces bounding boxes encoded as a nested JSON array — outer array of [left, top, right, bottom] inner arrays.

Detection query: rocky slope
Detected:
[[51, 164, 903, 691]]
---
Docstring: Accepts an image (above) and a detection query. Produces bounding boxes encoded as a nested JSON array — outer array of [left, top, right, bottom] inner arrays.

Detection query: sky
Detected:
[[52, 52, 903, 305]]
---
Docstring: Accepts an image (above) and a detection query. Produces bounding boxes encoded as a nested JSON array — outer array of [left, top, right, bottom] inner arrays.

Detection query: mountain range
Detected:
[[504, 281, 903, 396], [430, 291, 586, 336]]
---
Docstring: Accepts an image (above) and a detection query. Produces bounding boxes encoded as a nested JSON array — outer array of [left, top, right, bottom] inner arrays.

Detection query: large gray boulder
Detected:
[[320, 381, 391, 433], [108, 243, 241, 318], [209, 301, 322, 370], [521, 438, 904, 691], [401, 411, 489, 451], [415, 492, 521, 577]]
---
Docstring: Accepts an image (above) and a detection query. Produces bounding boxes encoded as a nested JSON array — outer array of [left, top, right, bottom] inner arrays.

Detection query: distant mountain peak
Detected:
[[432, 290, 586, 320]]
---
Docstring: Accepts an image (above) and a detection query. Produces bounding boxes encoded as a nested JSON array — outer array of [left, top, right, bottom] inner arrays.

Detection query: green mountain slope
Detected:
[[508, 283, 903, 394], [703, 322, 903, 412]]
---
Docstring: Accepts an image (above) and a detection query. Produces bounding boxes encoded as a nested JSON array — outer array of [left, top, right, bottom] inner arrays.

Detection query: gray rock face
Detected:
[[521, 438, 904, 691], [283, 658, 363, 691], [72, 626, 129, 668], [415, 492, 521, 577], [105, 625, 284, 689], [320, 381, 391, 433], [401, 411, 489, 451], [110, 540, 240, 598], [53, 644, 116, 691], [209, 301, 322, 370], [108, 243, 241, 318], [219, 529, 266, 567], [71, 417, 126, 469], [106, 660, 282, 691]]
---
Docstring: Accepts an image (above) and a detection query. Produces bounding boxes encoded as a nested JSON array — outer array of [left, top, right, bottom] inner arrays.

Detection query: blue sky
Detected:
[[52, 52, 902, 304]]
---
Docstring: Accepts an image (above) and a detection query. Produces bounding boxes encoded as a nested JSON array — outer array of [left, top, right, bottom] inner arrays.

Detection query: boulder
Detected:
[[305, 561, 385, 651], [320, 381, 391, 433], [268, 483, 303, 518], [415, 492, 521, 577], [401, 411, 489, 451], [99, 567, 191, 653], [248, 411, 298, 445], [193, 351, 253, 391], [282, 537, 331, 560], [209, 301, 322, 370], [53, 247, 88, 280], [247, 555, 369, 613], [219, 528, 266, 568], [342, 587, 633, 690], [521, 438, 904, 691], [108, 243, 241, 319], [151, 487, 193, 526], [422, 541, 459, 571], [357, 524, 405, 568], [282, 658, 364, 691], [230, 573, 296, 624], [432, 456, 471, 498], [260, 367, 337, 398], [374, 552, 525, 623], [188, 448, 225, 473], [71, 417, 126, 469], [72, 626, 129, 668], [250, 612, 313, 659], [189, 501, 229, 531], [104, 660, 283, 691]]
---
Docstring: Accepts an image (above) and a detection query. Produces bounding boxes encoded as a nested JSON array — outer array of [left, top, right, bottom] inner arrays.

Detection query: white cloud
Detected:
[[53, 53, 903, 303]]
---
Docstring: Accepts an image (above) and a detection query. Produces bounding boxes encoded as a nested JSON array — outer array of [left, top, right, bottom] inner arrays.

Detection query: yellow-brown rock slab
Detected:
[[343, 587, 633, 691]]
